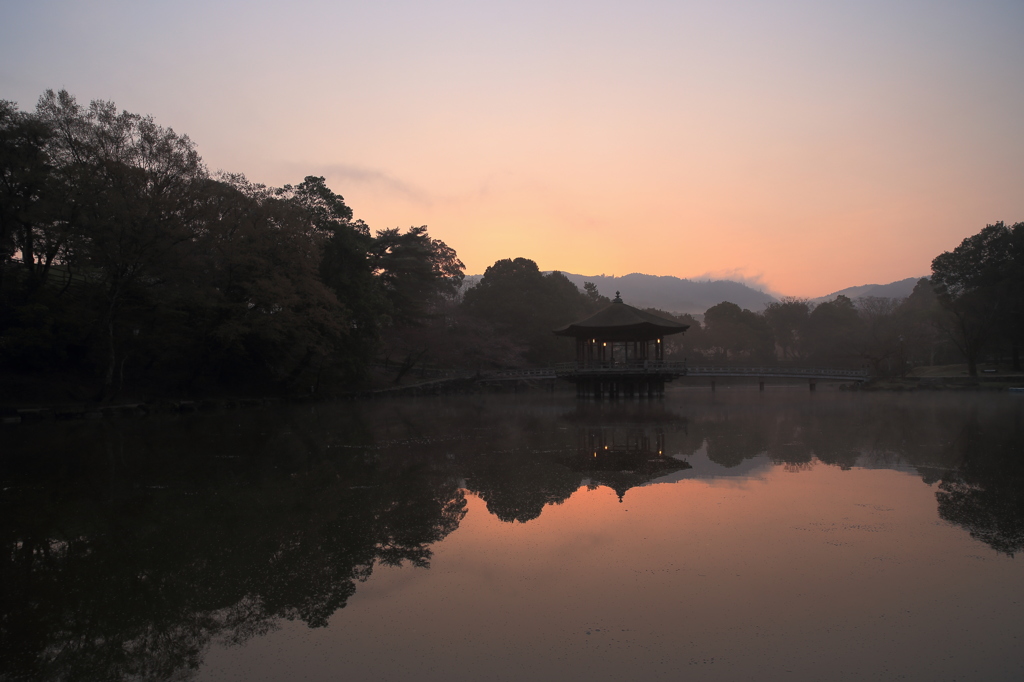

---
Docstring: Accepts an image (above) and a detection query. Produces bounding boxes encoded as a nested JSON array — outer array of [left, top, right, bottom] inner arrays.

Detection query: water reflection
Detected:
[[465, 405, 692, 519], [1, 392, 1022, 680], [1, 411, 465, 681], [934, 411, 1024, 557]]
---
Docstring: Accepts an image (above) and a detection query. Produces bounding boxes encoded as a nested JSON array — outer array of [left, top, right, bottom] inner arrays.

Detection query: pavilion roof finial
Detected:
[[613, 291, 622, 303]]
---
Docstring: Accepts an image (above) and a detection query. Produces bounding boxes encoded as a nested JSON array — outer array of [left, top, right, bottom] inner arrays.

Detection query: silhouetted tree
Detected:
[[461, 258, 599, 365], [0, 93, 472, 396], [930, 222, 1018, 376], [645, 309, 702, 360], [894, 278, 949, 368], [853, 297, 904, 377], [702, 301, 773, 362], [31, 90, 209, 397], [180, 175, 348, 388], [0, 99, 61, 292], [1003, 222, 1024, 370], [370, 225, 464, 325], [583, 280, 610, 307], [806, 295, 860, 363], [763, 298, 810, 360]]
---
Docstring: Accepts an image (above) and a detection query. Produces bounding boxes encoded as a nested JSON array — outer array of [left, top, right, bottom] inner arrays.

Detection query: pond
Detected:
[[2, 389, 1023, 681]]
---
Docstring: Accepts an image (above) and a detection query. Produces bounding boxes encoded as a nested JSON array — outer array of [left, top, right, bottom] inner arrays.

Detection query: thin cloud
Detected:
[[312, 163, 432, 206]]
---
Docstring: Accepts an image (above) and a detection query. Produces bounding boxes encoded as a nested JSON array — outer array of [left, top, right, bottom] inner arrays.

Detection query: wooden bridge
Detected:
[[370, 362, 868, 398], [482, 363, 868, 398]]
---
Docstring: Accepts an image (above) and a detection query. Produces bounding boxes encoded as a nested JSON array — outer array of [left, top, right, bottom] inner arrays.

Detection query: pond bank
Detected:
[[859, 374, 1024, 391], [6, 373, 1023, 424]]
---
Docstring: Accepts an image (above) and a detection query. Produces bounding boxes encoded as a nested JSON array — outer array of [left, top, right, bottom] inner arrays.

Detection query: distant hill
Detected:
[[811, 277, 922, 304], [463, 271, 925, 314], [464, 272, 778, 315]]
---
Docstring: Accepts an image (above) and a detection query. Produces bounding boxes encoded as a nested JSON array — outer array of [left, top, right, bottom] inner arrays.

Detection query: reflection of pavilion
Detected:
[[566, 427, 692, 501]]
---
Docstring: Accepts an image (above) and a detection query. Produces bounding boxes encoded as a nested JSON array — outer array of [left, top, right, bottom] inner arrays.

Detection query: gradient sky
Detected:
[[3, 0, 1023, 297]]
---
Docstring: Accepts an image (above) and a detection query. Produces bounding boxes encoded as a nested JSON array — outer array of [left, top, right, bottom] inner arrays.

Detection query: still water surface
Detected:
[[2, 389, 1023, 681]]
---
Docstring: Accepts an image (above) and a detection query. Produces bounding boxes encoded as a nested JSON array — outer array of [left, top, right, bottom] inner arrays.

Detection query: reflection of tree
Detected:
[[937, 479, 1024, 556], [465, 456, 580, 523], [697, 415, 771, 468], [0, 414, 465, 681], [933, 413, 1024, 556], [677, 398, 990, 473], [4, 394, 1023, 681]]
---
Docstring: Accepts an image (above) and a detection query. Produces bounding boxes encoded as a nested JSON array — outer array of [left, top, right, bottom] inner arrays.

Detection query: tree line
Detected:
[[1, 91, 466, 399], [3, 91, 1021, 400], [450, 220, 1024, 379], [653, 221, 1024, 377]]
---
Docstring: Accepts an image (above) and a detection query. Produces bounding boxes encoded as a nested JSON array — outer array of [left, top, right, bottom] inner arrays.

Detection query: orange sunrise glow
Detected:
[[3, 0, 1023, 295]]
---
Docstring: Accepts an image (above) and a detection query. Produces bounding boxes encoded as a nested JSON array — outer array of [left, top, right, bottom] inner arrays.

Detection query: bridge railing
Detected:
[[551, 361, 868, 379], [552, 361, 688, 372], [686, 365, 868, 378], [480, 363, 869, 381], [487, 367, 560, 379]]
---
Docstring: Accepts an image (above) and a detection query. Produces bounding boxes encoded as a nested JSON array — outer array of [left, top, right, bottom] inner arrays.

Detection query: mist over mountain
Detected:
[[810, 277, 923, 304], [464, 271, 923, 315], [560, 273, 778, 314], [465, 272, 778, 314]]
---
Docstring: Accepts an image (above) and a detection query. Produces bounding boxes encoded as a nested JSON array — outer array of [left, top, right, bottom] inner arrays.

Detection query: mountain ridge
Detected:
[[464, 271, 923, 315], [809, 277, 923, 304]]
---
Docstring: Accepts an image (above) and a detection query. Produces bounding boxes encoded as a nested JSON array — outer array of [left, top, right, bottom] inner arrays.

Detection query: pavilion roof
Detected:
[[553, 294, 689, 339]]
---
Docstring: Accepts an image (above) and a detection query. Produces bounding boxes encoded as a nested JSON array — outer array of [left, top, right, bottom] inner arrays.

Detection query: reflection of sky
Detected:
[[4, 1, 1023, 295], [5, 391, 1022, 680], [665, 446, 773, 481], [645, 450, 934, 494], [199, 461, 1024, 681]]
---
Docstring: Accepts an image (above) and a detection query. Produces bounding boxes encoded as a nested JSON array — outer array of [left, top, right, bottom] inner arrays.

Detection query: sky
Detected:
[[2, 0, 1023, 297]]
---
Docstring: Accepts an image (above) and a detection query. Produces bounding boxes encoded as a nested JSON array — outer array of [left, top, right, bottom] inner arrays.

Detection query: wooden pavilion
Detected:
[[553, 293, 689, 398]]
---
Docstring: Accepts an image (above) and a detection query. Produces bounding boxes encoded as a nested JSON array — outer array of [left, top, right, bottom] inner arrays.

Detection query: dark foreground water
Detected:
[[2, 389, 1024, 681]]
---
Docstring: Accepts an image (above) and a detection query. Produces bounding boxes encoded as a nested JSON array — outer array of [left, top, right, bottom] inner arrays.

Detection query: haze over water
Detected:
[[3, 389, 1023, 681]]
